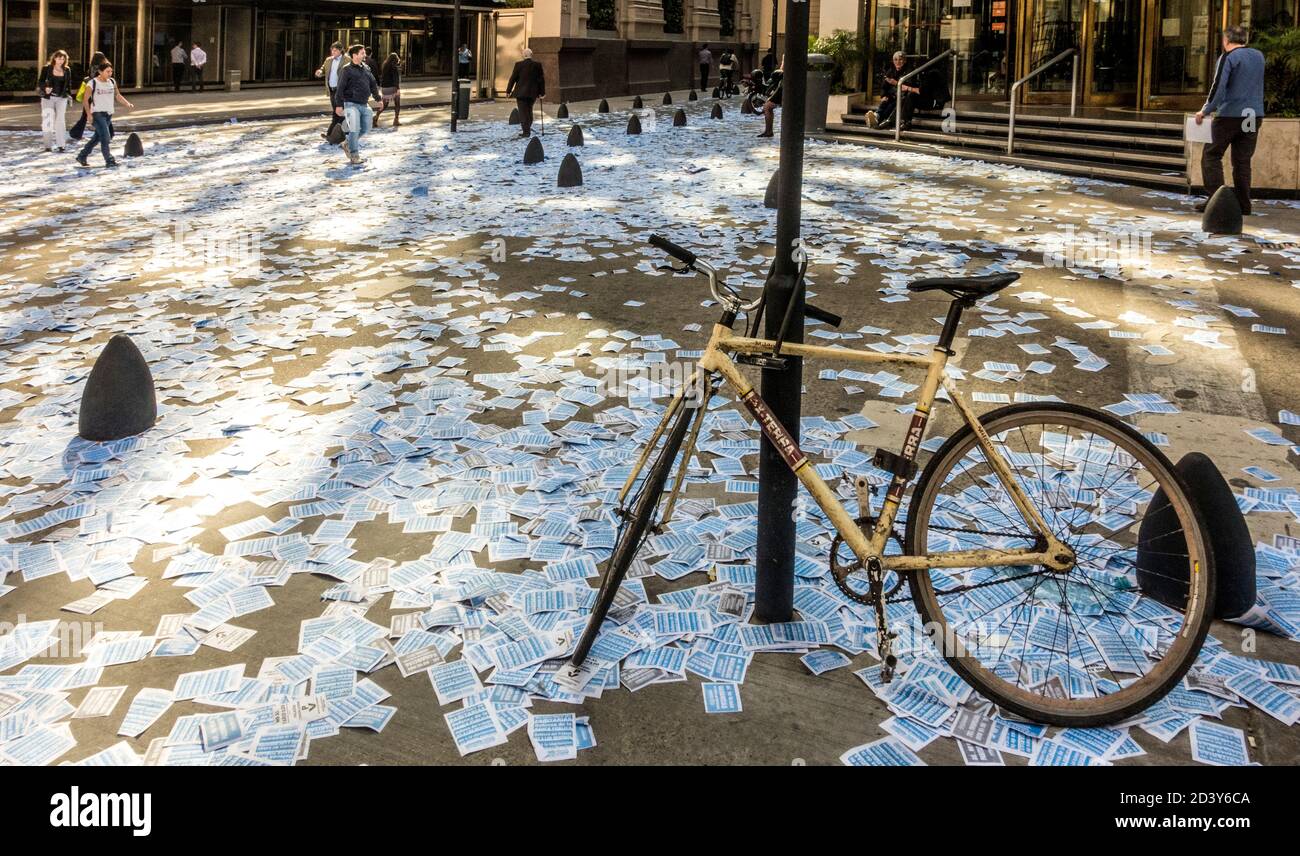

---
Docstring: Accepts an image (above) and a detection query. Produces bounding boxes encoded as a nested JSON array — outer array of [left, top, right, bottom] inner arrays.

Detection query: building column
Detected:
[[619, 0, 666, 38], [135, 0, 146, 87], [89, 0, 100, 64], [686, 0, 721, 43], [37, 0, 48, 66]]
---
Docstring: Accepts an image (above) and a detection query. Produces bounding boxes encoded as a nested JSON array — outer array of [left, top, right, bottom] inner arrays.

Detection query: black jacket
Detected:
[[337, 61, 379, 106], [38, 65, 70, 98], [506, 58, 545, 99]]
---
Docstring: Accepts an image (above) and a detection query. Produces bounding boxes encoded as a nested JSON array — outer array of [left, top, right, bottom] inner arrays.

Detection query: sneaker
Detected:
[[341, 138, 351, 158], [106, 159, 119, 167], [75, 157, 89, 168], [45, 146, 53, 153], [865, 111, 879, 129]]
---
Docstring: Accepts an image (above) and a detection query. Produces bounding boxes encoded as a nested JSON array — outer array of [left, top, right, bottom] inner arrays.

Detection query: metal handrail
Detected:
[[1007, 48, 1078, 154], [894, 49, 955, 142]]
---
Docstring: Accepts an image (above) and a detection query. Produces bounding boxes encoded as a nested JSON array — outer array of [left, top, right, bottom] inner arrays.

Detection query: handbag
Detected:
[[326, 122, 345, 145]]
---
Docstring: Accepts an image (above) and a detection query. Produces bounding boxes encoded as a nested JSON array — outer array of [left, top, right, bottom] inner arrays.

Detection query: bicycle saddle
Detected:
[[906, 272, 1020, 298]]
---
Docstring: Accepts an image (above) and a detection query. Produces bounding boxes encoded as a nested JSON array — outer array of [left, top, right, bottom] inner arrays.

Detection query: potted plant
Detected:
[[811, 30, 869, 124]]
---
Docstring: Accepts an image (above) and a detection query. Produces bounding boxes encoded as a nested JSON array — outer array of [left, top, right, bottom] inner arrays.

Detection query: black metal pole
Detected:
[[451, 0, 461, 132], [754, 0, 809, 623]]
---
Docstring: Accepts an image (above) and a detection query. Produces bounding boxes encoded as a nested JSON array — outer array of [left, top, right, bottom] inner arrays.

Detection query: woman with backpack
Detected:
[[76, 61, 134, 168], [38, 50, 72, 152], [68, 52, 108, 142]]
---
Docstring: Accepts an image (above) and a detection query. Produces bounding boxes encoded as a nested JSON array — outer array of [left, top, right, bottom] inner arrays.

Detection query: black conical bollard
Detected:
[[1201, 185, 1243, 235], [123, 132, 144, 157], [508, 107, 521, 125], [626, 114, 641, 135], [712, 87, 721, 99], [556, 102, 569, 119], [689, 90, 698, 101], [764, 170, 779, 209], [741, 97, 755, 115], [523, 136, 544, 164], [1137, 452, 1256, 618], [672, 108, 687, 127], [598, 98, 609, 113], [632, 95, 643, 109], [662, 92, 673, 106], [557, 152, 583, 187], [710, 103, 723, 120], [78, 334, 157, 442], [567, 124, 584, 147]]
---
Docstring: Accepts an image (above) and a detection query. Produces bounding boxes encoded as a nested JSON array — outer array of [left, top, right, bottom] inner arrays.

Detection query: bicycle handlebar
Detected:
[[648, 234, 697, 267]]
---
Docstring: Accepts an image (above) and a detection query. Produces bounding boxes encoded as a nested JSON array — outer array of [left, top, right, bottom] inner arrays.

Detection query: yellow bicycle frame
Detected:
[[618, 322, 1075, 577]]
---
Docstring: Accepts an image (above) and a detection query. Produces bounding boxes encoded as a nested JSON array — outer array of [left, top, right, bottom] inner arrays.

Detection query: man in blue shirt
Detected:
[[1194, 25, 1266, 215]]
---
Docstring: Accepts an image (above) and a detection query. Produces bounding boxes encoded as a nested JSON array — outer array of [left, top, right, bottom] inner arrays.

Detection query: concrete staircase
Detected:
[[815, 103, 1189, 192]]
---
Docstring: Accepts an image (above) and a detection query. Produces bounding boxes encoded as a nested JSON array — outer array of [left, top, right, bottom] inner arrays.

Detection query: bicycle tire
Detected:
[[904, 402, 1216, 727], [569, 398, 703, 667]]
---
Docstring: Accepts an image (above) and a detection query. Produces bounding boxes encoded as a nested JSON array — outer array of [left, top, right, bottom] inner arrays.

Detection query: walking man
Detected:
[[336, 44, 380, 165], [170, 41, 187, 92], [316, 42, 346, 139], [1194, 25, 1266, 215], [189, 41, 207, 92], [698, 44, 713, 91], [76, 61, 133, 168], [506, 47, 545, 138]]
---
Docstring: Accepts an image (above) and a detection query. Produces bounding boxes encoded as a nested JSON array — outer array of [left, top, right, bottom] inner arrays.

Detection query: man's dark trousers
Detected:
[[517, 97, 535, 135], [699, 63, 709, 90], [1203, 116, 1261, 215], [327, 87, 342, 132], [172, 63, 185, 92]]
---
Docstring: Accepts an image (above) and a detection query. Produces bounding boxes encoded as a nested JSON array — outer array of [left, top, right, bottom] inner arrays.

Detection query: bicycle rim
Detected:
[[905, 403, 1215, 726]]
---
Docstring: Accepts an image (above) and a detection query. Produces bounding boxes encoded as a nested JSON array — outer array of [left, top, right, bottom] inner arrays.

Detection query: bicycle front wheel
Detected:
[[569, 396, 703, 667], [905, 402, 1215, 727]]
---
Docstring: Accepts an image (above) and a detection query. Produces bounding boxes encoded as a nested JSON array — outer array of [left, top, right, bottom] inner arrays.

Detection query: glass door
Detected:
[[946, 0, 1014, 98], [1145, 0, 1221, 107], [1088, 0, 1142, 101], [1022, 0, 1143, 105]]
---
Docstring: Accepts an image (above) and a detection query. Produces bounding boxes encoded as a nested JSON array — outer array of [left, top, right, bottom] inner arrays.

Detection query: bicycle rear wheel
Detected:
[[568, 396, 703, 668], [905, 402, 1215, 727]]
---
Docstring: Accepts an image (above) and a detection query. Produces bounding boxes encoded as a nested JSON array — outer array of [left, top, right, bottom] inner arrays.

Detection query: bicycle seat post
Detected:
[[937, 295, 975, 356]]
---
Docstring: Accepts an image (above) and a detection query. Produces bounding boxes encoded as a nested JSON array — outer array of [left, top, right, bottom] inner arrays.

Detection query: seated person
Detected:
[[759, 60, 783, 138], [867, 51, 921, 131]]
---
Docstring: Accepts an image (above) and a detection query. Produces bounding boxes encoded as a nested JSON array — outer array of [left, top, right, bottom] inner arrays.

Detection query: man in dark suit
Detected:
[[506, 47, 546, 137]]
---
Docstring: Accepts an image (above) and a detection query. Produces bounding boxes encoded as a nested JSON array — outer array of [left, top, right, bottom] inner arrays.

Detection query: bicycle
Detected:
[[555, 236, 1215, 727]]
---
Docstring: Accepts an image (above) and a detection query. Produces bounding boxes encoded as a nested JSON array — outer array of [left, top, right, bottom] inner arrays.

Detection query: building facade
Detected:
[[1, 0, 498, 88], [840, 0, 1297, 111]]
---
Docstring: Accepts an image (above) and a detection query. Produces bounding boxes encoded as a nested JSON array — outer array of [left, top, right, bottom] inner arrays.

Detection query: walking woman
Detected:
[[69, 51, 108, 141], [76, 61, 133, 168], [373, 52, 402, 127], [38, 50, 72, 152]]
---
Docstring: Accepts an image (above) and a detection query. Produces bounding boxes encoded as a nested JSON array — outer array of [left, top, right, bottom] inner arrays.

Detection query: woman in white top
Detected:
[[76, 61, 133, 168]]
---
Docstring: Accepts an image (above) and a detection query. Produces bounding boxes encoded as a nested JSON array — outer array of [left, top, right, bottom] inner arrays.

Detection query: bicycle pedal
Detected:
[[736, 353, 789, 370]]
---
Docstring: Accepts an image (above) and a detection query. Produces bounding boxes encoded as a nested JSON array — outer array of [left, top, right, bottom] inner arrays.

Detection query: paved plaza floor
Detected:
[[1, 91, 1299, 765]]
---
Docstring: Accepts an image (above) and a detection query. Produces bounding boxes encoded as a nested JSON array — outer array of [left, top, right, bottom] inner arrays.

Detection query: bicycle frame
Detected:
[[619, 321, 1074, 577]]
